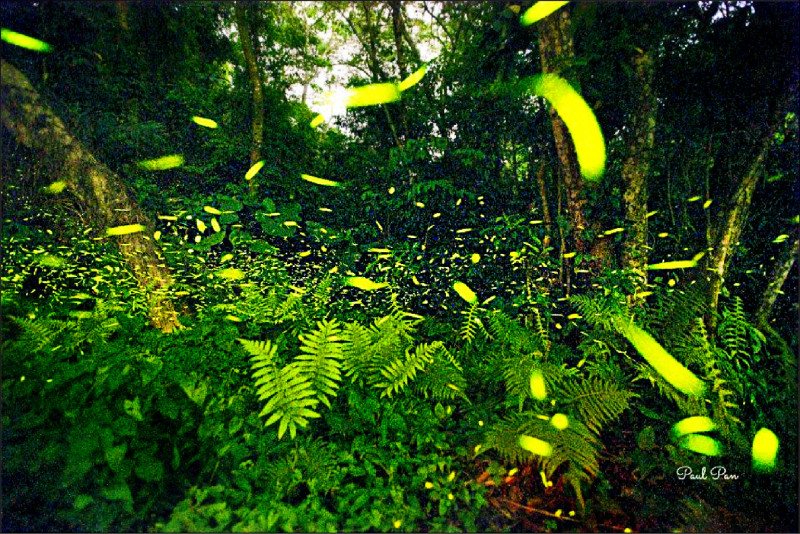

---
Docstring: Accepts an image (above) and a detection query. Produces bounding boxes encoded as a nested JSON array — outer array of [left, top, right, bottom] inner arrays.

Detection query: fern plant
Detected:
[[577, 290, 752, 451], [487, 308, 549, 357], [483, 303, 636, 509], [553, 377, 638, 434], [241, 338, 320, 440], [296, 319, 343, 408], [485, 412, 601, 509], [413, 350, 469, 402], [241, 297, 468, 439], [459, 302, 481, 343], [375, 341, 438, 398], [7, 315, 69, 352]]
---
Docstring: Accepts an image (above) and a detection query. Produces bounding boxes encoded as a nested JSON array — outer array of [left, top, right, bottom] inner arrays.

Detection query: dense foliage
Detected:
[[2, 1, 797, 532]]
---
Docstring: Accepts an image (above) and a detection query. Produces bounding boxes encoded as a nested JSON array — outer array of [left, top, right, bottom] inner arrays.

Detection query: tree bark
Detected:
[[1, 59, 182, 333], [534, 161, 553, 250], [234, 1, 264, 192], [706, 122, 778, 327], [537, 6, 590, 254], [621, 48, 657, 291], [755, 230, 799, 327], [390, 0, 410, 140]]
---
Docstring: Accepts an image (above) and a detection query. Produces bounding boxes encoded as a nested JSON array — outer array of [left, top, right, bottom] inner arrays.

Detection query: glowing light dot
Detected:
[[550, 413, 569, 430], [530, 370, 547, 400], [519, 434, 553, 457], [752, 427, 779, 472]]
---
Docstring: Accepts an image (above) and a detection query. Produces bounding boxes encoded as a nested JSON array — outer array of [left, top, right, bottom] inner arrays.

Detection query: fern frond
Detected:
[[484, 411, 538, 464], [538, 420, 601, 480], [437, 343, 463, 373], [502, 356, 571, 410], [644, 287, 708, 347], [312, 274, 335, 314], [414, 346, 468, 402], [484, 413, 601, 485], [488, 309, 545, 355], [341, 322, 375, 385], [555, 377, 637, 434], [388, 293, 423, 337], [296, 319, 343, 408], [368, 313, 413, 368], [241, 338, 321, 440], [634, 362, 707, 416], [375, 341, 438, 398], [277, 289, 304, 323], [531, 307, 551, 355], [719, 296, 748, 360], [81, 318, 120, 345], [503, 352, 540, 409], [570, 294, 631, 332], [488, 309, 516, 344], [459, 302, 480, 342], [8, 315, 67, 351], [258, 363, 320, 440], [240, 338, 277, 363]]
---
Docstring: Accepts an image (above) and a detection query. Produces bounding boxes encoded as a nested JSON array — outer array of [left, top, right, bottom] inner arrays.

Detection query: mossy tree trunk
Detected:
[[755, 229, 799, 328], [537, 6, 591, 255], [234, 1, 264, 193], [706, 115, 782, 329], [621, 48, 658, 292], [1, 59, 182, 333]]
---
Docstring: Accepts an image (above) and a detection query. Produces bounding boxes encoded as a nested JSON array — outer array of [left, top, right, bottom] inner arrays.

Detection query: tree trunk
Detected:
[[234, 2, 264, 192], [533, 161, 553, 250], [755, 230, 799, 327], [707, 126, 776, 327], [621, 48, 657, 291], [390, 0, 410, 140], [537, 6, 590, 254], [339, 3, 403, 150], [1, 59, 182, 333]]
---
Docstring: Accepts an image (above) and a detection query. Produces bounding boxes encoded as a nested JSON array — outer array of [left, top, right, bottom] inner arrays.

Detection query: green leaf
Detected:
[[123, 397, 144, 421], [74, 494, 94, 511], [101, 480, 133, 503], [141, 356, 163, 386], [180, 376, 209, 406], [219, 196, 243, 212], [135, 454, 164, 482], [637, 427, 656, 451], [105, 443, 128, 472], [278, 416, 289, 440]]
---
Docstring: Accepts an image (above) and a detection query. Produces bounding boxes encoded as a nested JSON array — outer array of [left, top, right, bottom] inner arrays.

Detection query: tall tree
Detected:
[[234, 1, 265, 186], [706, 99, 792, 324], [1, 59, 181, 333], [537, 5, 591, 254], [700, 2, 799, 324], [756, 230, 799, 329], [620, 46, 657, 289]]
